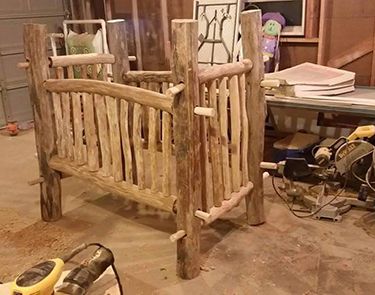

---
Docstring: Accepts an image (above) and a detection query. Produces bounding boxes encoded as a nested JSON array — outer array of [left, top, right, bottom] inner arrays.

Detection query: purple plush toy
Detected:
[[261, 12, 286, 72]]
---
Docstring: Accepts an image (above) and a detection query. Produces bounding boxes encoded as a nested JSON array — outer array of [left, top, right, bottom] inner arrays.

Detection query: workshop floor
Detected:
[[1, 130, 375, 295]]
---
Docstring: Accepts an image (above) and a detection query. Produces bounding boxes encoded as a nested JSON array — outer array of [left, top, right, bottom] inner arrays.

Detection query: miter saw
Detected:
[[262, 125, 375, 221]]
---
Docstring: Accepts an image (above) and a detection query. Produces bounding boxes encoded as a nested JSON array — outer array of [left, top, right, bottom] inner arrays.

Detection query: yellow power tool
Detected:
[[10, 243, 122, 295]]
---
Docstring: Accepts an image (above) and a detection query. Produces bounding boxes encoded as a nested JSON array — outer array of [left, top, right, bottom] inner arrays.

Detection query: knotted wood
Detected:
[[229, 75, 241, 192], [218, 77, 232, 199], [207, 80, 224, 206], [133, 103, 145, 189], [162, 111, 172, 196], [120, 100, 133, 183], [106, 96, 123, 182], [241, 10, 266, 225], [23, 24, 62, 221], [95, 95, 111, 176], [171, 19, 202, 279], [239, 74, 249, 185], [67, 66, 86, 165], [44, 79, 174, 113]]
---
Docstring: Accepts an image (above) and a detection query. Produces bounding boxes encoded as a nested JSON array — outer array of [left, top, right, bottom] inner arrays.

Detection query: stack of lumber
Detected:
[[265, 63, 355, 97]]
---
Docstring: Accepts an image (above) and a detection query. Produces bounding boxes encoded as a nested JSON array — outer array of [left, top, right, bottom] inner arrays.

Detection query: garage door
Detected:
[[0, 0, 67, 126]]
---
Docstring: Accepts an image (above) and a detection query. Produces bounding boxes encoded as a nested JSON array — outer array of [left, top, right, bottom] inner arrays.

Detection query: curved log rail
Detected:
[[198, 59, 253, 84], [44, 79, 174, 113]]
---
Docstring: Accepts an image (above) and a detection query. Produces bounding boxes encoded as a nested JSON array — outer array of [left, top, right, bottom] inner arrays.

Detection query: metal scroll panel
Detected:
[[194, 0, 241, 66]]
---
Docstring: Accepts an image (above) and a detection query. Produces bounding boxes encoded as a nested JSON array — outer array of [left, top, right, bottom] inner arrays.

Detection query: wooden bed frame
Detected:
[[20, 11, 265, 279]]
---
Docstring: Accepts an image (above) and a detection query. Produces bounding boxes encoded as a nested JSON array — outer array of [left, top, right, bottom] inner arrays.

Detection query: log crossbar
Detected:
[[44, 79, 174, 113], [49, 53, 115, 67], [123, 70, 173, 83], [198, 59, 253, 84], [49, 157, 177, 212]]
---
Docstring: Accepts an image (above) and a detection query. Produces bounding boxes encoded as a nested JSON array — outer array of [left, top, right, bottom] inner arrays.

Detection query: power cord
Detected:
[[271, 174, 347, 218]]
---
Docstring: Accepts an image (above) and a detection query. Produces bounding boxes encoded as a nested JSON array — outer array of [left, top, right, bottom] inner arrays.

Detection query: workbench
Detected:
[[266, 87, 375, 118]]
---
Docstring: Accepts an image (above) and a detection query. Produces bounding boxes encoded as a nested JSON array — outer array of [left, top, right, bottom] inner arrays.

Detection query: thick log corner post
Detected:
[[241, 10, 266, 226], [23, 24, 62, 221], [171, 19, 202, 279], [107, 19, 130, 83]]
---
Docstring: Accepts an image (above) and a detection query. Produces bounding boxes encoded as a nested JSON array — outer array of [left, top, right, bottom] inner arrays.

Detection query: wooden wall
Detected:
[[279, 42, 318, 70], [318, 0, 375, 86]]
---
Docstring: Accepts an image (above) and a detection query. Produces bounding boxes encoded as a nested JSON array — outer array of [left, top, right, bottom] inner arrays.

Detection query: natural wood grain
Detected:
[[49, 53, 115, 67], [218, 77, 232, 198], [193, 107, 215, 117], [148, 82, 162, 147], [208, 80, 224, 206], [95, 95, 112, 176], [123, 71, 173, 83], [120, 100, 133, 183], [67, 66, 86, 165], [239, 74, 249, 185], [305, 0, 321, 39], [317, 0, 331, 65], [327, 38, 373, 68], [61, 92, 74, 161], [23, 24, 61, 221], [170, 230, 186, 242], [229, 75, 241, 192], [50, 94, 63, 159], [198, 59, 253, 84], [82, 92, 99, 171], [194, 182, 253, 225], [171, 19, 202, 279], [162, 82, 169, 94], [91, 64, 98, 80], [131, 0, 143, 69], [241, 10, 266, 225], [107, 19, 130, 83], [165, 83, 185, 98], [49, 157, 177, 212], [133, 103, 145, 189], [57, 68, 74, 161], [199, 83, 210, 211], [52, 68, 64, 158], [106, 96, 123, 182], [44, 79, 173, 113], [72, 93, 86, 165], [162, 111, 172, 196], [149, 107, 158, 192]]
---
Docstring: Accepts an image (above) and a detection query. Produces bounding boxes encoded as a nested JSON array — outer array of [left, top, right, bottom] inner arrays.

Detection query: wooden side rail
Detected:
[[49, 53, 115, 67], [123, 70, 173, 83], [198, 59, 253, 84], [195, 182, 253, 225], [49, 157, 177, 213], [44, 79, 174, 113]]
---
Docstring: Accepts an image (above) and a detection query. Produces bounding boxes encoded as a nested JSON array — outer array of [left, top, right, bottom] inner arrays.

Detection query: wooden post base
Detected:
[[40, 172, 62, 222]]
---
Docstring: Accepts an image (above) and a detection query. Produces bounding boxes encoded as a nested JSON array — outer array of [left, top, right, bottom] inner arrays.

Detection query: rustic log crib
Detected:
[[20, 11, 265, 279]]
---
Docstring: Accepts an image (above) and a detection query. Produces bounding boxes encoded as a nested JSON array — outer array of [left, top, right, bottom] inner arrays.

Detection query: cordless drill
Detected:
[[11, 243, 119, 295]]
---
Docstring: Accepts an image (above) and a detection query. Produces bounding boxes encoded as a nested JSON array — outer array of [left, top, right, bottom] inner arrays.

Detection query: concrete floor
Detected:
[[1, 130, 375, 294]]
